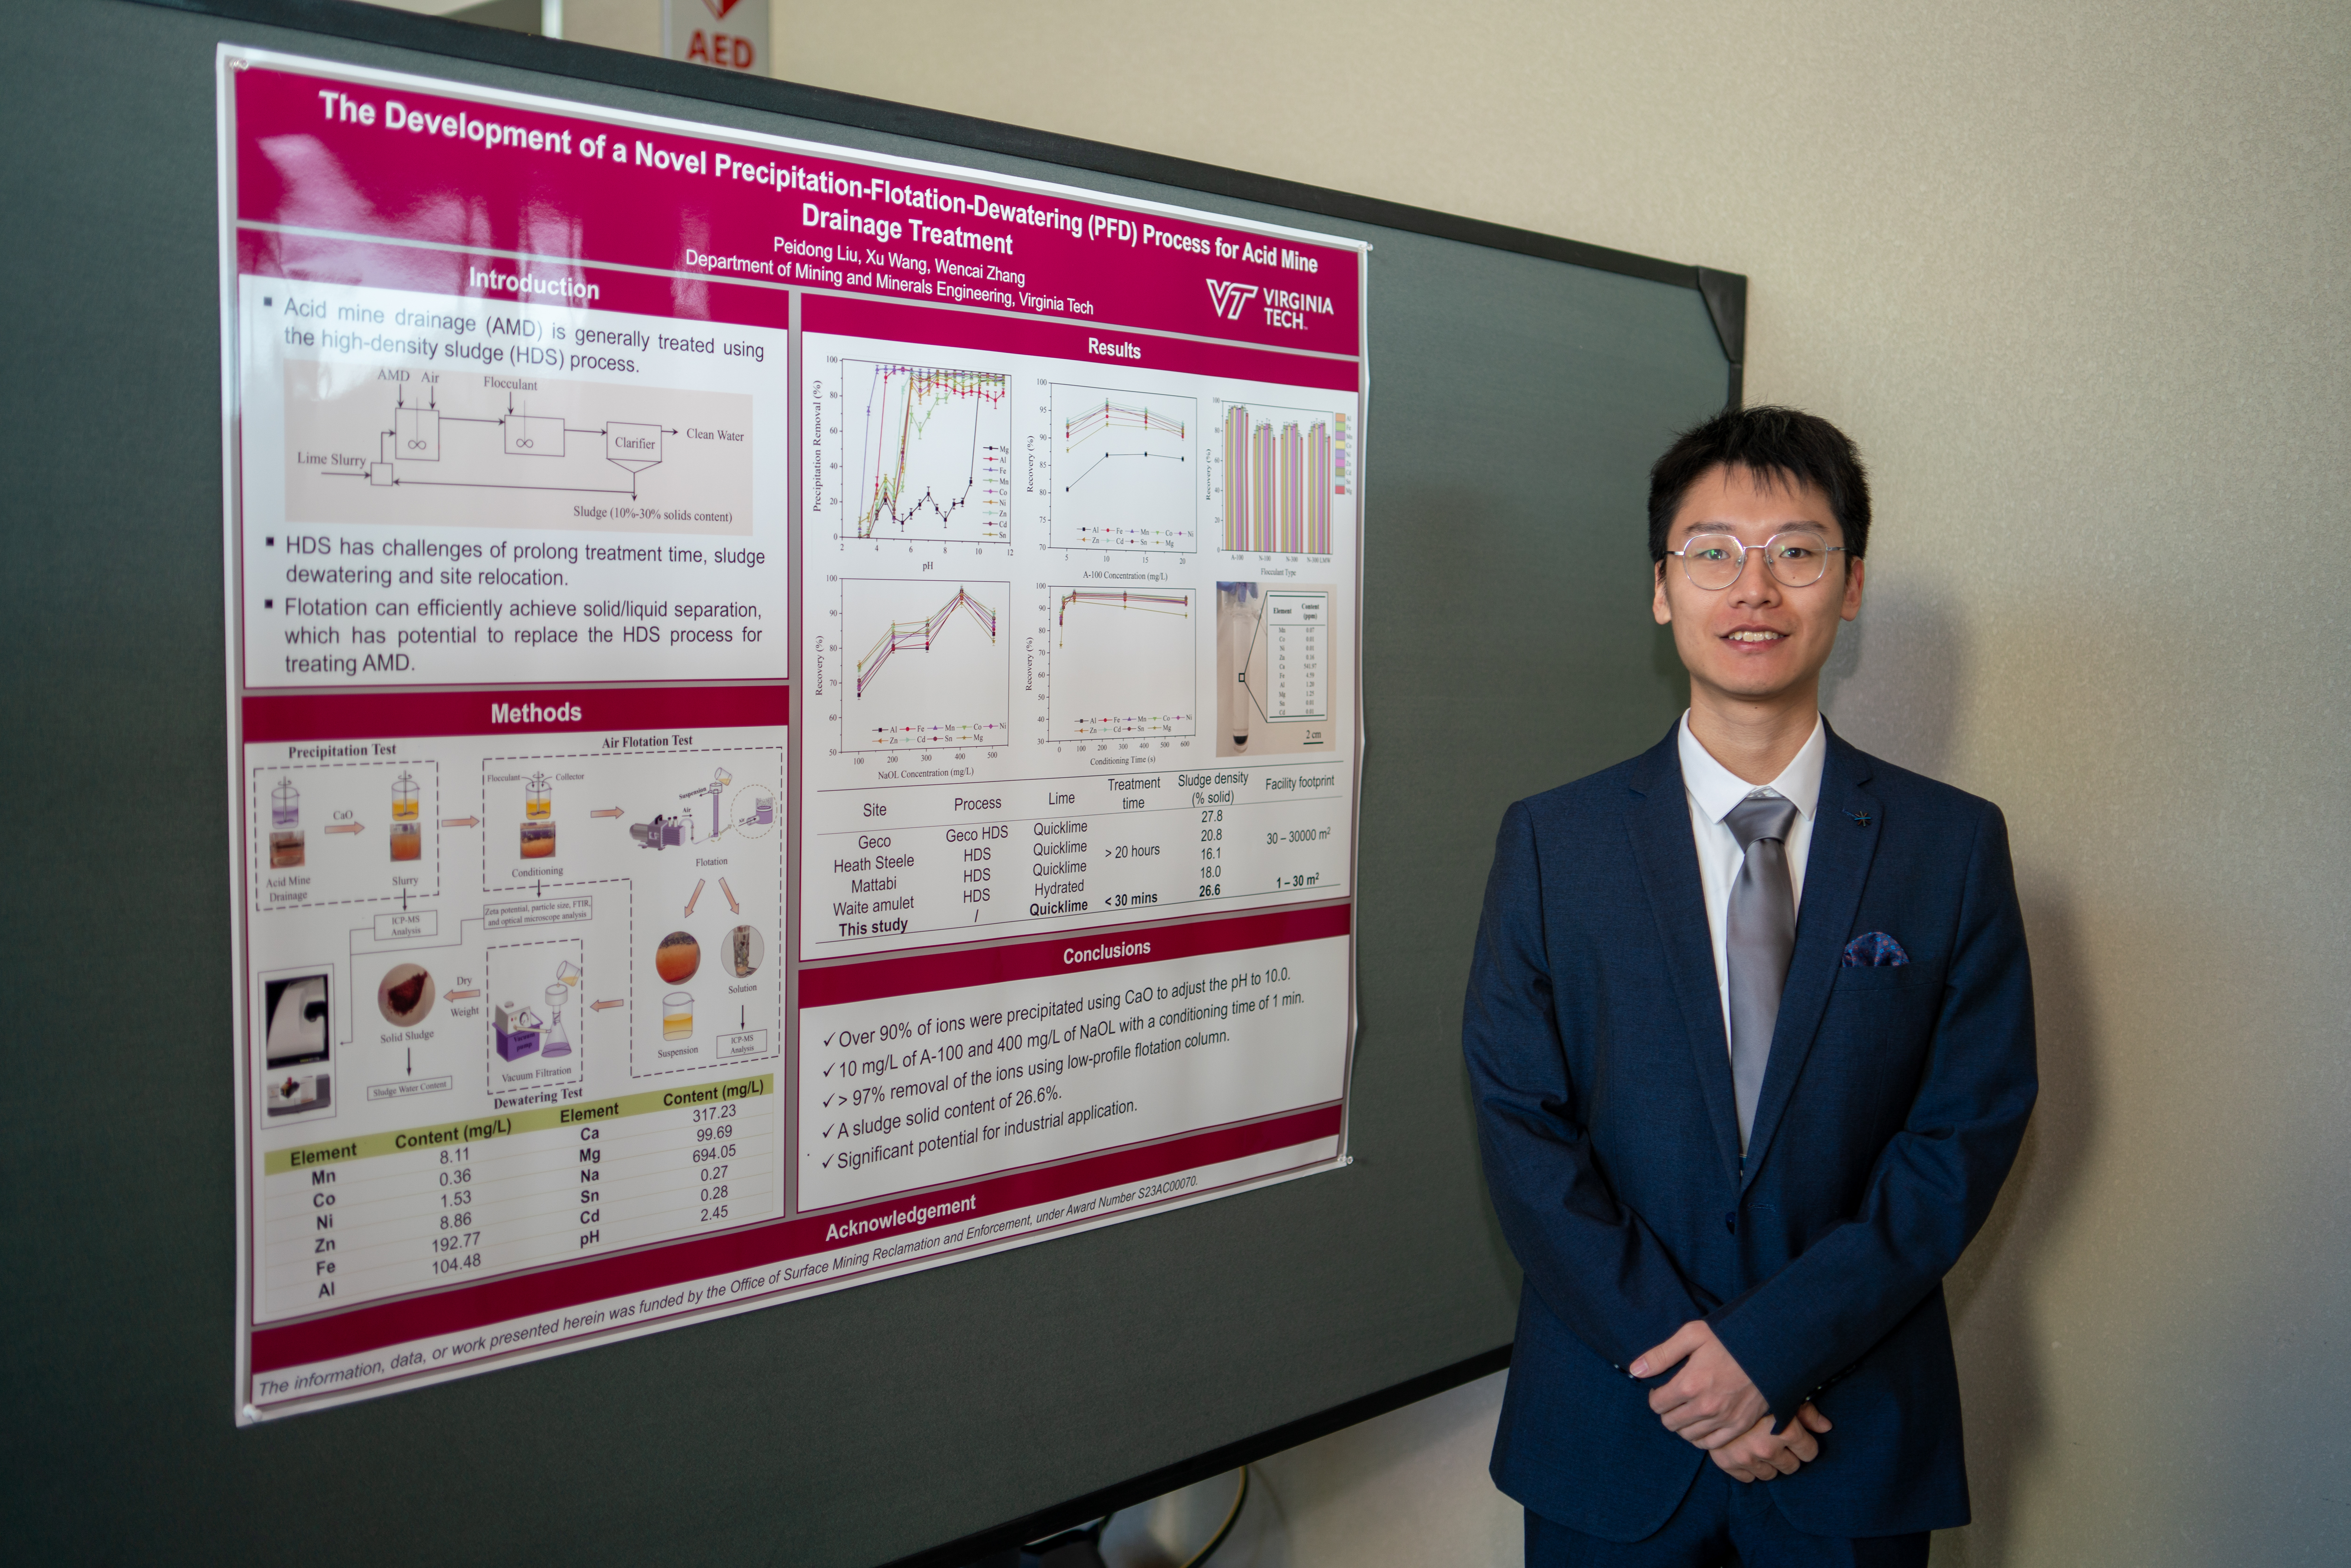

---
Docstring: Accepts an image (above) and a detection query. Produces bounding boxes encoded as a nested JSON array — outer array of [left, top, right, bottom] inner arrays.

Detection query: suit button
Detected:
[[1724, 1211, 1738, 1234]]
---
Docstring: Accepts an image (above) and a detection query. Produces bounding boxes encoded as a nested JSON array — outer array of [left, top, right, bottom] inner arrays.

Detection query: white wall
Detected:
[[424, 4, 2351, 1560]]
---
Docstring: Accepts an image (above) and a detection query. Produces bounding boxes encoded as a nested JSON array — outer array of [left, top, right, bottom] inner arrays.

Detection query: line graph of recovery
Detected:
[[843, 361, 1010, 543], [840, 578, 1011, 751], [1046, 586, 1196, 741], [1049, 383, 1197, 552]]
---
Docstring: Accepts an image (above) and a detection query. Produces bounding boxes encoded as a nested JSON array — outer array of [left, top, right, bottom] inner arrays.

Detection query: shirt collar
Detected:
[[1678, 711, 1827, 825]]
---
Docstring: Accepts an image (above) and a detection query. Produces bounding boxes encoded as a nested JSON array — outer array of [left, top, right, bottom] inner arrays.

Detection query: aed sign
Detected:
[[661, 0, 770, 76]]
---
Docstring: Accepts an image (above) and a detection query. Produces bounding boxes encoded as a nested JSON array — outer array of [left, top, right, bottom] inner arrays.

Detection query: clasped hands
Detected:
[[1630, 1321, 1830, 1483]]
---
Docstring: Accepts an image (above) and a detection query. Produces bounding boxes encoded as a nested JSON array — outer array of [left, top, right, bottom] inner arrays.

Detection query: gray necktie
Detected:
[[1725, 794, 1800, 1155]]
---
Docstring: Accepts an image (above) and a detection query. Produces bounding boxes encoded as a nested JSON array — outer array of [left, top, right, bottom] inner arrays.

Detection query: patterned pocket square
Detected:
[[1843, 931, 1909, 967]]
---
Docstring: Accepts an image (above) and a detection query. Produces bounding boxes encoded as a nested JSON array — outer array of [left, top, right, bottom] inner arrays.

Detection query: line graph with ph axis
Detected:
[[1049, 383, 1197, 552], [840, 578, 1011, 752], [844, 362, 1010, 544], [1046, 585, 1196, 741]]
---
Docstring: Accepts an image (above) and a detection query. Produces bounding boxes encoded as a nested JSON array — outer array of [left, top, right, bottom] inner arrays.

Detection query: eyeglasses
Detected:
[[1665, 533, 1850, 590]]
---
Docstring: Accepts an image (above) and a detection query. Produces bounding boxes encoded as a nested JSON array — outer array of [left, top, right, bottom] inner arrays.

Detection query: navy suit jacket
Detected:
[[1463, 722, 2036, 1541]]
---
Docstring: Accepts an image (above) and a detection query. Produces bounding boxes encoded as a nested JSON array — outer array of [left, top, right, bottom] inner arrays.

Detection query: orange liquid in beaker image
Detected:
[[663, 992, 694, 1040], [390, 823, 422, 862], [520, 824, 556, 859], [270, 831, 305, 868], [655, 931, 701, 984]]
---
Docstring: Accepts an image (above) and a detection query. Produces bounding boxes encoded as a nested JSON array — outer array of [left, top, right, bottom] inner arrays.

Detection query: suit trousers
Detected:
[[1523, 1468, 1930, 1568]]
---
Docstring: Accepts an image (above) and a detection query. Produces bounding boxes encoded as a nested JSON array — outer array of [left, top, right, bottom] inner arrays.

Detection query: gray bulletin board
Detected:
[[0, 2, 1737, 1562]]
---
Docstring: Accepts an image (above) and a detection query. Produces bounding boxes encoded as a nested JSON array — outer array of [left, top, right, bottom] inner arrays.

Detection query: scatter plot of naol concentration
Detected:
[[1048, 586, 1196, 741], [843, 361, 1010, 543], [839, 577, 1011, 752], [1048, 383, 1197, 552]]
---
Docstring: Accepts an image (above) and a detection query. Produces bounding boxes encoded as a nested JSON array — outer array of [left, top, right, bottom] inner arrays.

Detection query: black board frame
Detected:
[[109, 3, 1744, 1560]]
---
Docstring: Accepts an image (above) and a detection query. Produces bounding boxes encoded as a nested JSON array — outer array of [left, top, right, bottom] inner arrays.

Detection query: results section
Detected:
[[810, 763, 1347, 948], [798, 298, 1361, 963]]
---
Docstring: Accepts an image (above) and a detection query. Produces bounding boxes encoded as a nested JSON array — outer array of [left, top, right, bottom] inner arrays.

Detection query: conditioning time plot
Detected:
[[1211, 398, 1349, 556], [839, 577, 1012, 752], [843, 361, 1011, 544], [1045, 586, 1197, 741], [1047, 383, 1197, 552]]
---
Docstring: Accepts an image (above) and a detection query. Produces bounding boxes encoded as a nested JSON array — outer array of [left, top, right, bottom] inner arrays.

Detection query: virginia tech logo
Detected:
[[1205, 279, 1260, 321]]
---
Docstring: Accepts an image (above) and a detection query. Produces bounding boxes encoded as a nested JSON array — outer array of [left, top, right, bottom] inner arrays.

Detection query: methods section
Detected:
[[238, 687, 787, 1334]]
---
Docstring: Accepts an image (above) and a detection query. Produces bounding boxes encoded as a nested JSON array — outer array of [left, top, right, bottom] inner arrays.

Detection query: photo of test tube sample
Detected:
[[390, 771, 421, 861]]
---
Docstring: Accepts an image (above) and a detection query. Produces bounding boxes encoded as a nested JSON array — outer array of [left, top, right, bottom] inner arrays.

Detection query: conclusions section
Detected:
[[796, 907, 1351, 1210]]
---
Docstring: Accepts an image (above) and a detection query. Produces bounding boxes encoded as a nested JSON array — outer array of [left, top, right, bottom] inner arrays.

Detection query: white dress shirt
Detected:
[[1680, 712, 1828, 1058]]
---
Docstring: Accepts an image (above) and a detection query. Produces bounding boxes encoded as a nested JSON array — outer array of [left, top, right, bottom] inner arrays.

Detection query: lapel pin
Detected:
[[1846, 808, 1874, 828]]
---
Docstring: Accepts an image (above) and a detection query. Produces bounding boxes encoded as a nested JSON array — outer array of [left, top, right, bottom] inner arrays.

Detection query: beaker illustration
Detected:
[[555, 960, 582, 989], [391, 772, 419, 821], [390, 824, 421, 861], [271, 778, 300, 827], [269, 831, 306, 868], [541, 984, 573, 1059], [521, 772, 556, 858], [663, 992, 694, 1040]]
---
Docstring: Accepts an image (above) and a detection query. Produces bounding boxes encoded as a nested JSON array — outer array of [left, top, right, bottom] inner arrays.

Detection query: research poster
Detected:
[[221, 48, 1364, 1420]]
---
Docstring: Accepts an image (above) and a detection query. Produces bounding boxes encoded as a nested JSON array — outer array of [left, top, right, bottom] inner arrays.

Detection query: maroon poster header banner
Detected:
[[232, 64, 1362, 354]]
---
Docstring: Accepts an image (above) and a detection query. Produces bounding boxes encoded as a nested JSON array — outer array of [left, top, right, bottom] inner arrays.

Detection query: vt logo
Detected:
[[701, 0, 742, 17], [1205, 280, 1260, 321]]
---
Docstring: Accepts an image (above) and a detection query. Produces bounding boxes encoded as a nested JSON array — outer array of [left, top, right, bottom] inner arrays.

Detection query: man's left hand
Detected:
[[1712, 1403, 1832, 1482], [1631, 1320, 1768, 1449]]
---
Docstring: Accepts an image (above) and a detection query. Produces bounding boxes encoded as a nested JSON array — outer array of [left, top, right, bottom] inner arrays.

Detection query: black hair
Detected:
[[1647, 405, 1870, 564]]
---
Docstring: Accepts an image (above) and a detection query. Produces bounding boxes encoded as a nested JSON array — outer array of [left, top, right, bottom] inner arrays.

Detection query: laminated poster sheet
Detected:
[[220, 47, 1365, 1420]]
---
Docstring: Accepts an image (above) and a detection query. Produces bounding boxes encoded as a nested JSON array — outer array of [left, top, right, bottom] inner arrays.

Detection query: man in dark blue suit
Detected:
[[1464, 407, 2036, 1566]]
